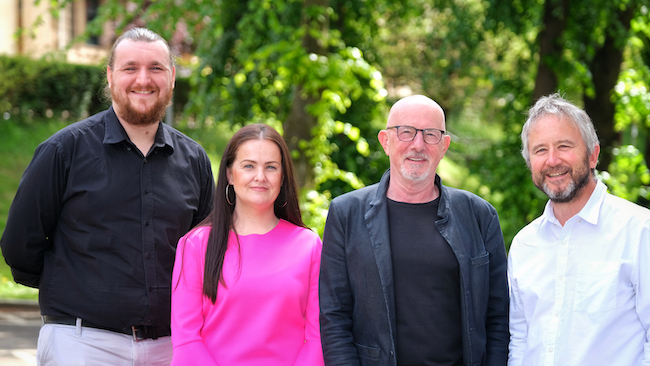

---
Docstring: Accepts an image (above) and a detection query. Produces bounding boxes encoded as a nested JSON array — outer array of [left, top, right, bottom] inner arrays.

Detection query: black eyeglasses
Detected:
[[386, 125, 445, 145]]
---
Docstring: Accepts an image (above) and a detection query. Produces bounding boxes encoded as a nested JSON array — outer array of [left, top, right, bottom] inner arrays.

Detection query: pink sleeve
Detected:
[[171, 229, 220, 366], [293, 235, 325, 366]]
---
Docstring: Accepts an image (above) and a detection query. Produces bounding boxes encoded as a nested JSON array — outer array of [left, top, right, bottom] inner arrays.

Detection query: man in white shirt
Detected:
[[508, 93, 650, 366]]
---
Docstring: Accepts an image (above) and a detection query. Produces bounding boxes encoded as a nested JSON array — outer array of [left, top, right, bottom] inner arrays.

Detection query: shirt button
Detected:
[[145, 189, 149, 194], [145, 221, 150, 226], [144, 158, 148, 163], [558, 276, 564, 281], [127, 147, 132, 151], [548, 347, 553, 353]]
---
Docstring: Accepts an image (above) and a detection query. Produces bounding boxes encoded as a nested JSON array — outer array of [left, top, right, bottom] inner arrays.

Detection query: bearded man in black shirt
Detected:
[[0, 28, 215, 365]]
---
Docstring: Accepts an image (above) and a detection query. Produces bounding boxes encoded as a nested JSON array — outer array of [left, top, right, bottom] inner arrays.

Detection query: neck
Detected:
[[551, 179, 598, 226], [386, 172, 439, 203], [118, 117, 159, 156], [232, 205, 280, 235]]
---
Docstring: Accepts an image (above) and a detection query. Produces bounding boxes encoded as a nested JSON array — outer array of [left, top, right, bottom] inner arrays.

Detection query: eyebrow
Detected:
[[120, 60, 166, 67], [530, 139, 576, 151], [241, 159, 281, 165]]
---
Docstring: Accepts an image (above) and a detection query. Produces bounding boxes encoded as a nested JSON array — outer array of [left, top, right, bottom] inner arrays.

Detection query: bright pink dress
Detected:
[[170, 219, 324, 366]]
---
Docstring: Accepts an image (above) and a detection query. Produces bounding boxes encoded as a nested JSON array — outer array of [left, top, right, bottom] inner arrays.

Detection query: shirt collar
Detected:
[[154, 122, 175, 155], [103, 106, 129, 145], [102, 106, 174, 155], [539, 178, 607, 229]]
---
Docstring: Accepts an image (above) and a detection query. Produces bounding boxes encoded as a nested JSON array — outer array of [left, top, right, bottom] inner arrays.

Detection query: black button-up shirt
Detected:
[[0, 107, 214, 329]]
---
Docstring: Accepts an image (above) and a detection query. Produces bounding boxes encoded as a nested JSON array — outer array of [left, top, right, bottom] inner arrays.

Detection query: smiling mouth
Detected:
[[132, 91, 155, 94], [406, 156, 428, 162]]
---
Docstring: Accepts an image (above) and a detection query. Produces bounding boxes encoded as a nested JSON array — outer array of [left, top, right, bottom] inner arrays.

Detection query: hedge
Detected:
[[0, 55, 190, 123]]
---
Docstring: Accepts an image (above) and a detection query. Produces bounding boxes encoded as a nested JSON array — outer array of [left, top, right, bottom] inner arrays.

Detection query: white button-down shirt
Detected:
[[508, 180, 650, 366]]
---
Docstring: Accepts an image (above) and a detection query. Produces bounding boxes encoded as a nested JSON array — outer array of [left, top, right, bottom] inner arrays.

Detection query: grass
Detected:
[[0, 118, 71, 300]]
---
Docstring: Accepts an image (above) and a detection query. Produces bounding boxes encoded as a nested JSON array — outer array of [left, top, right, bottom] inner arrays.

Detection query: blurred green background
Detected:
[[1, 0, 649, 300]]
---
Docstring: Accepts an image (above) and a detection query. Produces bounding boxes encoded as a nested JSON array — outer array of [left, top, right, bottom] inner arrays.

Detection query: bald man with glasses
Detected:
[[319, 95, 509, 366]]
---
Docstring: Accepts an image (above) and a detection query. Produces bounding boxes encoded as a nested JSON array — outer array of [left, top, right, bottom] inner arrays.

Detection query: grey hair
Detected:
[[521, 93, 599, 167]]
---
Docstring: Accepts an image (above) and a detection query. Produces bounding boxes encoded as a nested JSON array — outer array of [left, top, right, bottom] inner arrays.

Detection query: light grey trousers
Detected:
[[37, 321, 172, 366]]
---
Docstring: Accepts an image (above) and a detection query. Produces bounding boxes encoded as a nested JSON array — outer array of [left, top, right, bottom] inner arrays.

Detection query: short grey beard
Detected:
[[400, 166, 429, 182], [543, 180, 576, 203], [541, 169, 591, 204]]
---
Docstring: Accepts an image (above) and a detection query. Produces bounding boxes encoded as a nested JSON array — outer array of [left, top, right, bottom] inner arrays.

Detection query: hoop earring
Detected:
[[225, 184, 235, 206]]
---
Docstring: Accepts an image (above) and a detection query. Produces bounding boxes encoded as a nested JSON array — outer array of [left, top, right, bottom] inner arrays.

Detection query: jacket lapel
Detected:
[[364, 170, 397, 340]]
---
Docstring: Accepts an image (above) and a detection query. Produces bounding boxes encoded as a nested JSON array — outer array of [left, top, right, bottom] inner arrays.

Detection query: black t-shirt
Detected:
[[387, 198, 463, 366]]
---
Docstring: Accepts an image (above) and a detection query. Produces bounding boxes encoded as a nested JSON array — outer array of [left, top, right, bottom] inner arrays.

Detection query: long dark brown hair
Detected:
[[202, 124, 306, 303]]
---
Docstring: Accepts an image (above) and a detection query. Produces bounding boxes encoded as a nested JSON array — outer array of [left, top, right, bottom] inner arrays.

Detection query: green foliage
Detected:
[[318, 96, 390, 197], [0, 55, 109, 122], [80, 0, 393, 230], [614, 12, 650, 154], [24, 0, 650, 244], [599, 145, 650, 201], [377, 0, 493, 113], [467, 135, 548, 248], [486, 0, 650, 99], [0, 53, 194, 126], [480, 0, 650, 244]]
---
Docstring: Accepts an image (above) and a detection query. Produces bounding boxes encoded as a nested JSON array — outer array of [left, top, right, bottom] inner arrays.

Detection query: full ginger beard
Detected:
[[111, 86, 173, 126]]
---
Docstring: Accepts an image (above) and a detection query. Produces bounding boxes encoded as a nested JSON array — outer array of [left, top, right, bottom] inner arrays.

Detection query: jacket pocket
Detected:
[[471, 252, 489, 266], [470, 252, 490, 319], [470, 252, 490, 291], [355, 342, 381, 362]]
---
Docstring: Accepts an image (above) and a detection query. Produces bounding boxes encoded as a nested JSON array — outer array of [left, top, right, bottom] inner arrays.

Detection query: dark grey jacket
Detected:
[[319, 170, 509, 366]]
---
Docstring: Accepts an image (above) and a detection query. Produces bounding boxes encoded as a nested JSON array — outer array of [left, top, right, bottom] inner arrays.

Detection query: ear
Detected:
[[171, 66, 176, 89], [441, 134, 451, 154], [378, 129, 389, 156], [106, 66, 112, 88], [589, 144, 600, 170], [226, 168, 233, 185]]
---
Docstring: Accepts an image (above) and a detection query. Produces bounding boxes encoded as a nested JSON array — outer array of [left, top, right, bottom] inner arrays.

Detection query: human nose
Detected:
[[410, 130, 427, 148], [135, 68, 151, 85], [254, 166, 266, 181], [545, 148, 562, 166]]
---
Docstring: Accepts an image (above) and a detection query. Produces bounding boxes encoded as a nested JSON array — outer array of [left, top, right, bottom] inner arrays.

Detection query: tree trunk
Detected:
[[283, 0, 328, 189], [583, 6, 634, 171], [285, 85, 319, 188], [532, 0, 568, 101]]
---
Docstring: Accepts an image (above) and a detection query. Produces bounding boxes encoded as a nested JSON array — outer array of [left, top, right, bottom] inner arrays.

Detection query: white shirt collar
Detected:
[[538, 179, 607, 229]]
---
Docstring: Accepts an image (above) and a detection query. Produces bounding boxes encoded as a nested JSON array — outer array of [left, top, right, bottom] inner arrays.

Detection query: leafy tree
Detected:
[[487, 0, 650, 169], [476, 0, 650, 245], [75, 0, 399, 231], [21, 0, 650, 243]]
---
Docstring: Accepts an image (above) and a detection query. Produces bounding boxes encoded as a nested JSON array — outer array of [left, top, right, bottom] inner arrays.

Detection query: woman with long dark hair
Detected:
[[170, 124, 324, 365]]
